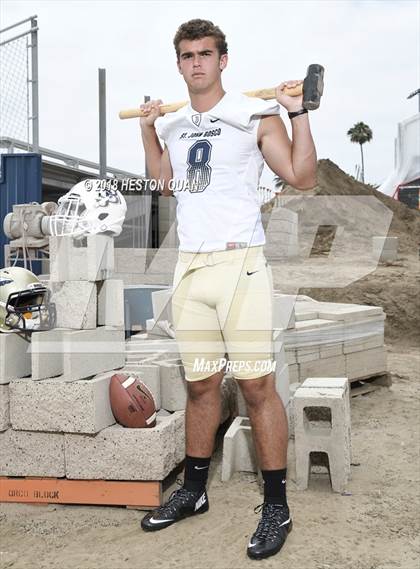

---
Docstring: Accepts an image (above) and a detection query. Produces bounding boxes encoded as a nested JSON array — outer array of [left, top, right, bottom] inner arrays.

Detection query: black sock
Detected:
[[183, 454, 211, 492], [262, 468, 288, 506]]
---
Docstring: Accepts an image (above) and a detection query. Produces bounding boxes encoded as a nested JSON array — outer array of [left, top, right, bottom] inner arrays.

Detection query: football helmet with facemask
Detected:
[[0, 267, 56, 333], [48, 179, 127, 238]]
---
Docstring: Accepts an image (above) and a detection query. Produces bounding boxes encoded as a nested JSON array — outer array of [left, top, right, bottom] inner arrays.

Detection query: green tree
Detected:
[[347, 122, 373, 183]]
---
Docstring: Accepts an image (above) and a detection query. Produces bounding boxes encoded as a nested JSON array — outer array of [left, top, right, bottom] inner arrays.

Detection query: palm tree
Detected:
[[347, 122, 373, 183], [273, 176, 285, 193]]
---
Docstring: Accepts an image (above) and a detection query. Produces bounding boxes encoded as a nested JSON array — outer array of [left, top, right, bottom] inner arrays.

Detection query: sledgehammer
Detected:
[[119, 63, 324, 119]]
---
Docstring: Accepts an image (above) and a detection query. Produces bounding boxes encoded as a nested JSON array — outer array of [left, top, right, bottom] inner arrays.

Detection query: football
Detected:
[[109, 373, 157, 428]]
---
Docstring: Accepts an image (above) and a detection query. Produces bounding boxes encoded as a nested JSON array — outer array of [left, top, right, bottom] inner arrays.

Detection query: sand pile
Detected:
[[268, 160, 420, 344], [277, 159, 420, 255]]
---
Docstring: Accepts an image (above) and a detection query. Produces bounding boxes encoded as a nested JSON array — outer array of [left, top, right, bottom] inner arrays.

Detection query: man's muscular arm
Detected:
[[140, 99, 173, 196], [257, 80, 318, 191]]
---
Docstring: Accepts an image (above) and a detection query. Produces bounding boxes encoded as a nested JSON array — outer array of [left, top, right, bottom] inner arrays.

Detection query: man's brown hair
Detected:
[[173, 19, 228, 60]]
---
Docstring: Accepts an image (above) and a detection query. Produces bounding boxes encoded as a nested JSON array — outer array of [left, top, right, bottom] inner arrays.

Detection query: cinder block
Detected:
[[294, 319, 337, 331], [300, 355, 346, 382], [295, 311, 319, 322], [285, 348, 297, 364], [273, 333, 286, 369], [276, 363, 290, 411], [97, 279, 124, 328], [220, 375, 237, 424], [65, 411, 185, 480], [31, 328, 65, 380], [343, 333, 384, 354], [296, 346, 321, 363], [63, 326, 125, 382], [151, 288, 173, 323], [294, 386, 351, 492], [0, 332, 31, 383], [126, 337, 180, 360], [0, 384, 10, 431], [288, 363, 299, 383], [0, 429, 65, 477], [302, 377, 349, 395], [317, 306, 384, 323], [377, 249, 397, 262], [49, 280, 97, 329], [320, 343, 343, 358], [372, 236, 398, 250], [345, 347, 387, 380], [273, 294, 296, 330], [10, 371, 116, 434], [146, 318, 165, 337], [288, 382, 302, 439], [158, 359, 187, 411], [49, 234, 114, 281], [222, 416, 258, 481], [268, 231, 298, 246], [372, 236, 398, 261], [145, 319, 175, 339]]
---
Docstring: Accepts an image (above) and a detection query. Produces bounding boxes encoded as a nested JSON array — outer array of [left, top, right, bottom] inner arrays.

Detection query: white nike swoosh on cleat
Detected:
[[148, 517, 175, 524], [279, 517, 291, 526]]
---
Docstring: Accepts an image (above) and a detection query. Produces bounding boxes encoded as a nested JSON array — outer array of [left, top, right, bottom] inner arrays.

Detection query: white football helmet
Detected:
[[0, 266, 56, 333], [48, 179, 127, 238]]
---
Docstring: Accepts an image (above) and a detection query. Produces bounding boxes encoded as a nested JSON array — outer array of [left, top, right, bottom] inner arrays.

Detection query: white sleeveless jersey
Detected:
[[155, 92, 280, 252]]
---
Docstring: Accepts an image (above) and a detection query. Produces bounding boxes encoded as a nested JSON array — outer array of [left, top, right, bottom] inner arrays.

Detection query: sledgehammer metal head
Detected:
[[303, 64, 324, 110]]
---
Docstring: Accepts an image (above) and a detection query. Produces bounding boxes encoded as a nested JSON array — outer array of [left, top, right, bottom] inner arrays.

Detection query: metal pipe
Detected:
[[99, 68, 107, 178], [30, 17, 39, 152], [0, 15, 38, 34]]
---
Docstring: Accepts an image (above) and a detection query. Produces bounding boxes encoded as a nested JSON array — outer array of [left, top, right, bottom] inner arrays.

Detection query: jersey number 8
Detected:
[[187, 140, 213, 193]]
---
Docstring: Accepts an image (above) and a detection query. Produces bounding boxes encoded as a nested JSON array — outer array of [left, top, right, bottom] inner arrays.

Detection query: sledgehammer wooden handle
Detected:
[[119, 84, 302, 119]]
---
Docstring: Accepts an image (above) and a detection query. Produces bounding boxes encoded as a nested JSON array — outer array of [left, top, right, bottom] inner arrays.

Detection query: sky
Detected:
[[1, 0, 419, 188]]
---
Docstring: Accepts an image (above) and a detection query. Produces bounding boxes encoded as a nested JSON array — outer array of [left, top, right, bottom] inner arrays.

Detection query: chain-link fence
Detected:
[[0, 16, 39, 161]]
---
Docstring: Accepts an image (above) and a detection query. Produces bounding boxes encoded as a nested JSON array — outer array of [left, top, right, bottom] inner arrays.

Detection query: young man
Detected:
[[139, 19, 317, 561]]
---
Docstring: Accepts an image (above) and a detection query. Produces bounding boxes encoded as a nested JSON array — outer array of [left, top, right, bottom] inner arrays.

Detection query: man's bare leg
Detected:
[[140, 372, 223, 531], [185, 370, 225, 457], [240, 372, 292, 560], [238, 372, 288, 468]]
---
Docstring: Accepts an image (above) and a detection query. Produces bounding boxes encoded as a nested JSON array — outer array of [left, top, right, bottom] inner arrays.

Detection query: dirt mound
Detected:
[[269, 160, 419, 344], [281, 159, 420, 254]]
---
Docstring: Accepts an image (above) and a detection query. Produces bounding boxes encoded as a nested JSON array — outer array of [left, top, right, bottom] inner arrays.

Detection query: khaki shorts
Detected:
[[171, 245, 274, 382]]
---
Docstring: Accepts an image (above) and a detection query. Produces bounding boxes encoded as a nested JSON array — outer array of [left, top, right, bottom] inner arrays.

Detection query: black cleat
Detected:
[[247, 502, 293, 560], [141, 481, 209, 532]]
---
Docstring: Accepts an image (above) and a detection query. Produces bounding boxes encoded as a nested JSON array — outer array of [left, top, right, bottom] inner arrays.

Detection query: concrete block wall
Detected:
[[97, 279, 124, 328], [49, 281, 97, 329], [0, 384, 10, 431], [65, 411, 185, 481], [62, 326, 125, 381], [0, 333, 31, 383], [9, 372, 116, 434], [31, 328, 65, 380], [0, 429, 65, 477], [49, 234, 114, 281]]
